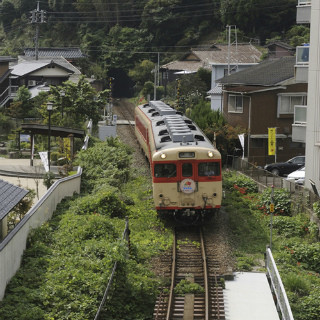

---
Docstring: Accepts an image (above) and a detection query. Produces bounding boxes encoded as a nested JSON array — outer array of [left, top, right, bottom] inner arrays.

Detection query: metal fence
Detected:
[[266, 247, 294, 320], [94, 217, 130, 320], [228, 156, 320, 217]]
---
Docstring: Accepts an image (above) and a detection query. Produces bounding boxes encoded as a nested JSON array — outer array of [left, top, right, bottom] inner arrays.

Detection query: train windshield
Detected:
[[182, 163, 193, 177], [154, 163, 177, 178], [198, 162, 220, 177]]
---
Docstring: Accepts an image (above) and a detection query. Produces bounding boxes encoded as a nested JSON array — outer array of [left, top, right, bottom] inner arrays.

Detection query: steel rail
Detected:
[[200, 228, 209, 320], [166, 229, 176, 320]]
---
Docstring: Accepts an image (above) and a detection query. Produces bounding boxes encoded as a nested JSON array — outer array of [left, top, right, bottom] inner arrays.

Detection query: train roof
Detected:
[[137, 101, 215, 151]]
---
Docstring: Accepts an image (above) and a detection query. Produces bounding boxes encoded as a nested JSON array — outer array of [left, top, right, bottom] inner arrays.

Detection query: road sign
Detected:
[[270, 203, 275, 213]]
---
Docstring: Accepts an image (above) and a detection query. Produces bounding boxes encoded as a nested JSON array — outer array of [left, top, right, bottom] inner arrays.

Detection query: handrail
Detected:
[[266, 247, 294, 320]]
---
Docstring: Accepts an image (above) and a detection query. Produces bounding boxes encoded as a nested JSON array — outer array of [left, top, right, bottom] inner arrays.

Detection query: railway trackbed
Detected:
[[153, 226, 225, 320]]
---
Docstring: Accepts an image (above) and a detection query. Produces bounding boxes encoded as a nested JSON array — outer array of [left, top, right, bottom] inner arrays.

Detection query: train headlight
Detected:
[[160, 153, 167, 159], [208, 151, 214, 158]]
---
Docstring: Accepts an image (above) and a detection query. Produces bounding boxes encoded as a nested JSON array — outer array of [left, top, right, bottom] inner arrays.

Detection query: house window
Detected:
[[251, 138, 264, 148], [277, 93, 307, 116], [228, 94, 243, 113], [294, 105, 307, 124]]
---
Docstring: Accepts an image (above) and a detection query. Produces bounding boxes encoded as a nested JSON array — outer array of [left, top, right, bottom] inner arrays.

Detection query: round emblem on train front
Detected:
[[180, 179, 196, 194]]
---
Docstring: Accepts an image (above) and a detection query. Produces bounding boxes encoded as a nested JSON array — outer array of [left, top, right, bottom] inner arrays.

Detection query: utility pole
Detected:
[[226, 25, 238, 75], [30, 2, 47, 60]]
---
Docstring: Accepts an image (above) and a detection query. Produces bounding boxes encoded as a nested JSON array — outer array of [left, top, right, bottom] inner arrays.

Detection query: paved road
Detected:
[[0, 158, 55, 202]]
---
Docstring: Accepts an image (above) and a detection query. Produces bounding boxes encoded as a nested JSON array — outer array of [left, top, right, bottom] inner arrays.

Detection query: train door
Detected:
[[178, 161, 197, 208]]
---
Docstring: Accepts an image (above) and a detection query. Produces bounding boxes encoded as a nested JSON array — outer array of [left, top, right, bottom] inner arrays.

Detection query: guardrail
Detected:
[[229, 157, 320, 217], [266, 247, 294, 320], [0, 131, 91, 300]]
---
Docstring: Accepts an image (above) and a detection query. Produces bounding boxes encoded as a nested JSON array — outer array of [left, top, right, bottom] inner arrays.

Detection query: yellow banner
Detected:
[[268, 128, 276, 155]]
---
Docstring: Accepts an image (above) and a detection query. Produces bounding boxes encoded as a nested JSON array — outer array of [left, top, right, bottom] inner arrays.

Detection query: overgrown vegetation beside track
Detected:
[[223, 170, 320, 320], [0, 138, 172, 320]]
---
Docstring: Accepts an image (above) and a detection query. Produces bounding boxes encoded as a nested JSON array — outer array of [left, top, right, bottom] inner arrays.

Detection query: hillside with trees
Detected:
[[0, 0, 309, 97]]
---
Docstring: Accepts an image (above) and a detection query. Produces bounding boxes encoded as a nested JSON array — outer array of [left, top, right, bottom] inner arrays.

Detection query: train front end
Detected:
[[152, 146, 222, 220]]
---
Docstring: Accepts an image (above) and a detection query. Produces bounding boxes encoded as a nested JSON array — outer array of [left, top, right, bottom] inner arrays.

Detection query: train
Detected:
[[135, 100, 222, 222]]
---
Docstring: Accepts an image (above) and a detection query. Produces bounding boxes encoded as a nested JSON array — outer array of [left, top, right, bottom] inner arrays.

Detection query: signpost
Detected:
[[270, 186, 275, 250]]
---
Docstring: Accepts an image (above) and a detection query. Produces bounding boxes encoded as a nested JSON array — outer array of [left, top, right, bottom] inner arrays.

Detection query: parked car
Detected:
[[264, 156, 305, 176], [286, 166, 305, 185]]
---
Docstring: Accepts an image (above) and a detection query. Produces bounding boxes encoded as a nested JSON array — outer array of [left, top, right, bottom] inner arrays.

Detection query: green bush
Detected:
[[223, 172, 258, 194], [272, 215, 314, 237], [256, 188, 291, 216], [289, 243, 320, 272], [72, 189, 128, 218], [313, 201, 320, 219], [174, 279, 204, 295], [283, 273, 311, 297]]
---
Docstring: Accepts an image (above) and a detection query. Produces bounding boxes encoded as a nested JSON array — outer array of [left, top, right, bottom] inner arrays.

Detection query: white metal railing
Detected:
[[297, 0, 311, 5], [266, 247, 294, 320], [296, 46, 309, 65]]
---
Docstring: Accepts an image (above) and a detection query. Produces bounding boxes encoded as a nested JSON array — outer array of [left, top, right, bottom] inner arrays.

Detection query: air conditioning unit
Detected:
[[28, 80, 37, 87]]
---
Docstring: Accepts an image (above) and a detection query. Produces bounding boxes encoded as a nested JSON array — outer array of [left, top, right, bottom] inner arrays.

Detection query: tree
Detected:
[[39, 77, 109, 128], [101, 25, 152, 71], [188, 99, 246, 164], [0, 1, 17, 32], [220, 0, 296, 43], [286, 25, 310, 47], [129, 59, 155, 87]]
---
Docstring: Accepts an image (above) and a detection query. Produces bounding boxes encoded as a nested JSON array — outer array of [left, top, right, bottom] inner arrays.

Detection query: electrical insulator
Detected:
[[41, 10, 47, 23], [30, 10, 36, 23]]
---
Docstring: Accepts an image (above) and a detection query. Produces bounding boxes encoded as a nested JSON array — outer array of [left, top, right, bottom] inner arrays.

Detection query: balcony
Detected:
[[295, 46, 309, 83], [296, 0, 311, 24], [292, 105, 307, 143]]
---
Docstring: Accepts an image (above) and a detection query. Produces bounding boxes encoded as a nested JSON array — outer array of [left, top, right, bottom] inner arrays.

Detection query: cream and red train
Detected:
[[135, 100, 222, 220]]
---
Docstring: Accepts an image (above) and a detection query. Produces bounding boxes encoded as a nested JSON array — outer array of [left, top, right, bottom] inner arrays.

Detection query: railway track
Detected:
[[154, 226, 225, 320]]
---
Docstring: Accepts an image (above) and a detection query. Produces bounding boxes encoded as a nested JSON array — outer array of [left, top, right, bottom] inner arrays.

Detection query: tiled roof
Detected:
[[207, 85, 222, 95], [218, 56, 296, 86], [161, 44, 262, 72], [265, 41, 294, 51], [11, 57, 81, 77], [0, 179, 29, 220], [24, 47, 86, 59]]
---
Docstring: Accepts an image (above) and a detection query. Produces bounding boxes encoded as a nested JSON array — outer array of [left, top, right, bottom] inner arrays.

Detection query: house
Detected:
[[9, 56, 82, 100], [160, 44, 262, 111], [264, 41, 295, 59], [0, 56, 17, 107], [218, 56, 307, 166], [0, 179, 29, 240], [23, 47, 87, 66]]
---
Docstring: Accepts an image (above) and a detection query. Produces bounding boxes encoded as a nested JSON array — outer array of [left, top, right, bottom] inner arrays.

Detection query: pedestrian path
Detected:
[[0, 158, 59, 202], [224, 272, 280, 320], [0, 158, 59, 178]]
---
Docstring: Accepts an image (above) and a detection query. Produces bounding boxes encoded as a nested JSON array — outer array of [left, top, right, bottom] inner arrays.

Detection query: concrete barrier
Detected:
[[0, 167, 82, 300]]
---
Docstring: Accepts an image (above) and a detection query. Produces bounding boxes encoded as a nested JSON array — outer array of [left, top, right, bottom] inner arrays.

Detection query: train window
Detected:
[[154, 164, 176, 178], [160, 136, 172, 142], [198, 162, 220, 177], [188, 125, 197, 130], [194, 135, 205, 141], [179, 152, 195, 158], [184, 120, 192, 124], [159, 129, 169, 136], [182, 163, 193, 177], [156, 120, 165, 126]]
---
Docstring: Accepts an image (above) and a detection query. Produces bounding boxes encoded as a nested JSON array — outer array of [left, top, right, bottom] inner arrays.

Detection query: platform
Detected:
[[224, 272, 279, 320]]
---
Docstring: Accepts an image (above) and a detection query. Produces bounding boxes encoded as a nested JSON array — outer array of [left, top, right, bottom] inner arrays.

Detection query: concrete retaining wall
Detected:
[[0, 168, 82, 300]]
